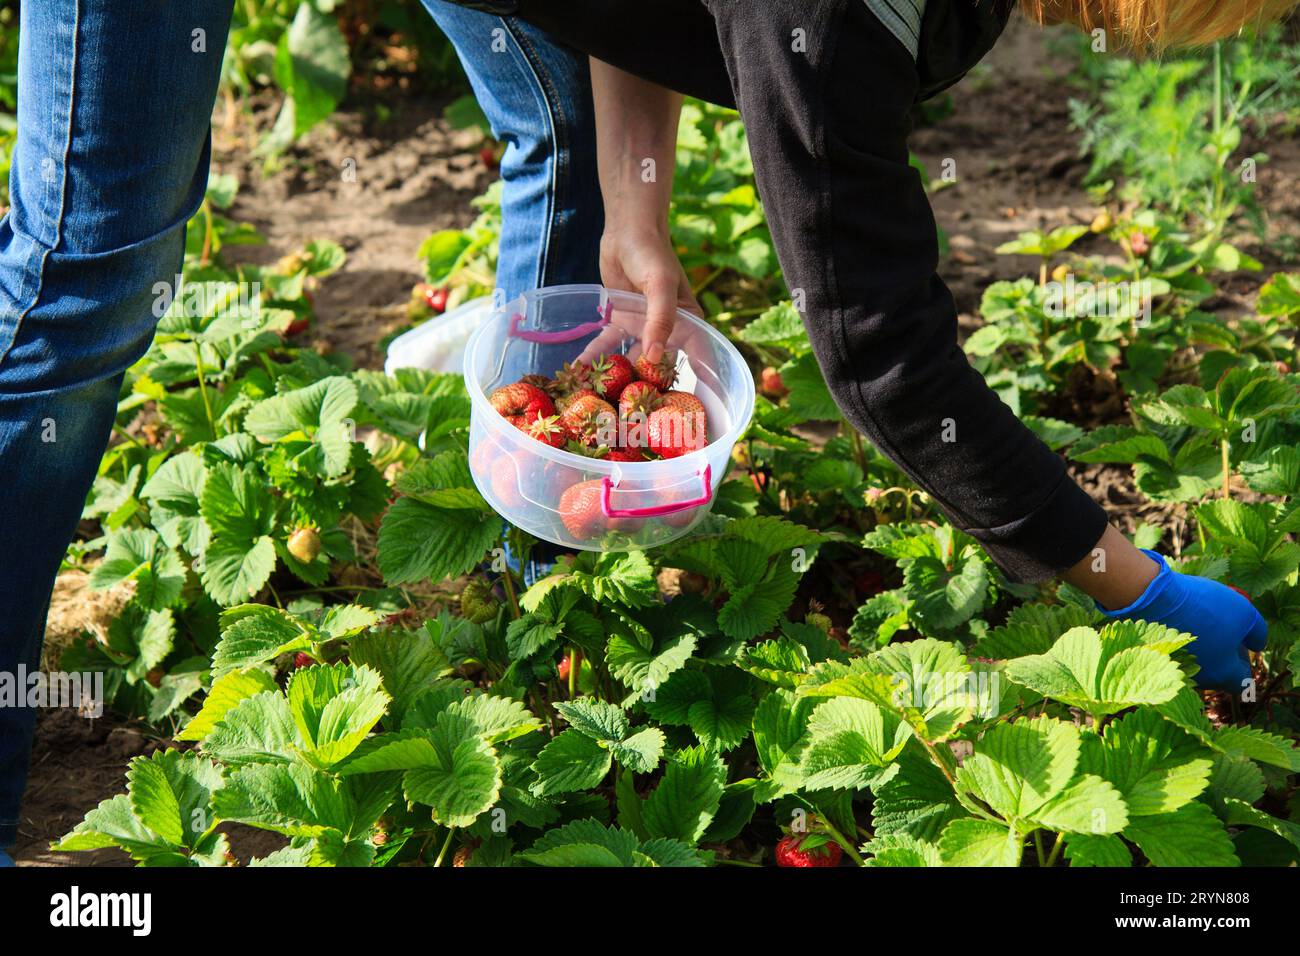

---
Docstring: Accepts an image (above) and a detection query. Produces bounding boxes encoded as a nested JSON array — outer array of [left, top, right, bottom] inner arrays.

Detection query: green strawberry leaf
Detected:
[[176, 668, 279, 743], [530, 730, 612, 797], [1123, 801, 1238, 867], [643, 667, 756, 751], [126, 750, 224, 850], [1079, 708, 1213, 816], [90, 529, 186, 610], [518, 819, 704, 867], [799, 697, 908, 791], [377, 496, 500, 585], [638, 746, 726, 845], [211, 605, 311, 677], [348, 629, 453, 724], [1004, 622, 1190, 719], [1064, 833, 1132, 867], [938, 818, 1022, 867], [751, 689, 816, 802], [202, 691, 304, 766], [286, 664, 390, 768]]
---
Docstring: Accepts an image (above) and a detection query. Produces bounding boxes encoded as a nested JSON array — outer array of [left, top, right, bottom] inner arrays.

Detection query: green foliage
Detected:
[[50, 28, 1300, 868]]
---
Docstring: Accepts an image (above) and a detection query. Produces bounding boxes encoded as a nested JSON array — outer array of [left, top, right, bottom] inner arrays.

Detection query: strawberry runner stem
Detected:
[[434, 827, 457, 867], [1221, 438, 1232, 499], [1044, 833, 1064, 868], [194, 348, 215, 437], [569, 648, 581, 698]]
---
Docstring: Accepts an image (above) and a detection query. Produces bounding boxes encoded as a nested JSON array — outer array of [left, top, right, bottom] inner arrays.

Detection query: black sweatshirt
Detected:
[[454, 0, 1109, 582]]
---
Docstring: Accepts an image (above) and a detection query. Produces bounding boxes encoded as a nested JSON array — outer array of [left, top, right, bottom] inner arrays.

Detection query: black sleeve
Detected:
[[705, 0, 1107, 582]]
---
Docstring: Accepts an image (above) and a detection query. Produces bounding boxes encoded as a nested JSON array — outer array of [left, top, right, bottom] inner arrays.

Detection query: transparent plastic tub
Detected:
[[464, 284, 755, 551]]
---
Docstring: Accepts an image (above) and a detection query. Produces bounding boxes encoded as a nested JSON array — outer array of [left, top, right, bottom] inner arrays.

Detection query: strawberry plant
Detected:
[[47, 56, 1300, 868]]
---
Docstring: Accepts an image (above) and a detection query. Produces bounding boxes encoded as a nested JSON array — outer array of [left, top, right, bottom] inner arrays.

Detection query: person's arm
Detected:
[[1062, 524, 1158, 609], [588, 58, 699, 362], [1064, 524, 1265, 692]]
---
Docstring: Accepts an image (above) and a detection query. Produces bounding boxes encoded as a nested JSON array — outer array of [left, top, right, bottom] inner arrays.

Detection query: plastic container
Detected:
[[464, 284, 755, 551], [385, 294, 492, 376]]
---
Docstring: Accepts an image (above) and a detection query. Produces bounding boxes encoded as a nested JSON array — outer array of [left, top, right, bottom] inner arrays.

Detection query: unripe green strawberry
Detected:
[[806, 611, 833, 634], [287, 526, 322, 563], [461, 578, 501, 623]]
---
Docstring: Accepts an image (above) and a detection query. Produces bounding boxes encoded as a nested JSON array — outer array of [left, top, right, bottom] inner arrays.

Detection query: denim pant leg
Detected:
[[424, 2, 603, 584], [422, 0, 603, 300], [0, 0, 233, 849]]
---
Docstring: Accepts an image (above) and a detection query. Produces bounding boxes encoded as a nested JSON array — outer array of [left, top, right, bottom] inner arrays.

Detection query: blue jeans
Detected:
[[422, 0, 602, 301], [0, 1, 600, 850], [0, 0, 234, 849], [424, 1, 603, 585]]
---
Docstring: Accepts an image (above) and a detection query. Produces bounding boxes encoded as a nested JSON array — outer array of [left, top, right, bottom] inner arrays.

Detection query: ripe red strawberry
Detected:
[[760, 366, 787, 398], [472, 440, 524, 507], [559, 477, 643, 538], [425, 285, 448, 314], [774, 835, 842, 868], [490, 382, 555, 428], [558, 479, 606, 540], [604, 447, 646, 463], [479, 145, 499, 170], [658, 390, 706, 418], [284, 314, 311, 337], [556, 387, 599, 415], [635, 350, 678, 390], [554, 359, 594, 396], [520, 412, 567, 448], [1227, 584, 1252, 602], [294, 652, 316, 670], [647, 392, 708, 458], [619, 380, 662, 421], [653, 488, 701, 528], [591, 353, 635, 402], [560, 393, 618, 447]]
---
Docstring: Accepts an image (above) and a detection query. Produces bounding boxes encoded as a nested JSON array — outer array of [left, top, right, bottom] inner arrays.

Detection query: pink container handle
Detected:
[[507, 302, 612, 344], [602, 464, 712, 518]]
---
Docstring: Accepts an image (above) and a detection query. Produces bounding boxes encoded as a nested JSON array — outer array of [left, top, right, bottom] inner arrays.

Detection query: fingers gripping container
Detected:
[[464, 284, 755, 551]]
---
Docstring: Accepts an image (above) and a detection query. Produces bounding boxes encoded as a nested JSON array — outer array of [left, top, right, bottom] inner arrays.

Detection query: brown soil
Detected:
[[16, 16, 1299, 866], [215, 88, 492, 369]]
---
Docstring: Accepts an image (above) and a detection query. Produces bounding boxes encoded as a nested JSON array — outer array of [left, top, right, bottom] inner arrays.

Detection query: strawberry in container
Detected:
[[463, 285, 754, 551]]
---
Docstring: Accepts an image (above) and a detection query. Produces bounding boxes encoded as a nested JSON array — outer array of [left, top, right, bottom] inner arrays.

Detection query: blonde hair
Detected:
[[1020, 0, 1300, 51]]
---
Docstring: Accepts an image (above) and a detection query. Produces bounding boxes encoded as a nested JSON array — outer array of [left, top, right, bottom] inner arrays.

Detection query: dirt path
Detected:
[[217, 89, 492, 370]]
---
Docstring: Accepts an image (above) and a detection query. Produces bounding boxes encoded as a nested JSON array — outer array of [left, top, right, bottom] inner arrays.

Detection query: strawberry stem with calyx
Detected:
[[818, 817, 866, 867]]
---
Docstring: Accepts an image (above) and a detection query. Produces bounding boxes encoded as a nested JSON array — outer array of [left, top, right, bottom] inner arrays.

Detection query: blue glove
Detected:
[[1098, 550, 1267, 692]]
